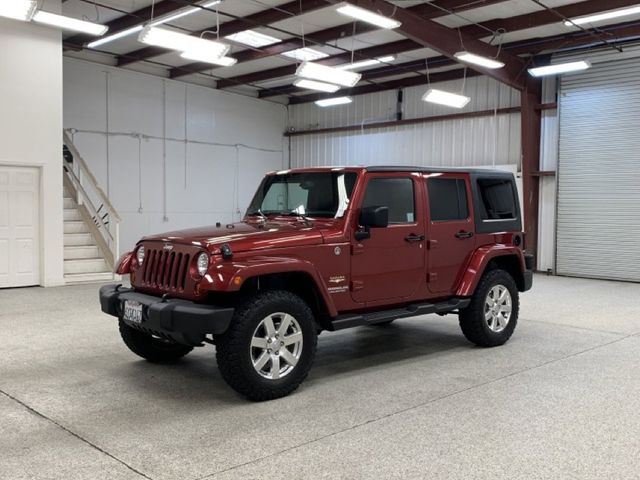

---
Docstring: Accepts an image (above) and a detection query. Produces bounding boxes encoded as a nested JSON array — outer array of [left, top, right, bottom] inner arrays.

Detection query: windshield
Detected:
[[247, 171, 358, 218]]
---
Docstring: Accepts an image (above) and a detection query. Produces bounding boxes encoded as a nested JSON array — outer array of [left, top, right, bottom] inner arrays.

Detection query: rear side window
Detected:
[[362, 178, 415, 224], [427, 178, 469, 221], [477, 179, 518, 220]]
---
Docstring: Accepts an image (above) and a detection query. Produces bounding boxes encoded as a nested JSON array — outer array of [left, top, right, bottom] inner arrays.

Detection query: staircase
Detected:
[[63, 131, 121, 284]]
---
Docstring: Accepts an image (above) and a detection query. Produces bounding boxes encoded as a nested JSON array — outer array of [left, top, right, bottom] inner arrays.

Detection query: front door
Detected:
[[425, 173, 476, 294], [350, 175, 425, 304]]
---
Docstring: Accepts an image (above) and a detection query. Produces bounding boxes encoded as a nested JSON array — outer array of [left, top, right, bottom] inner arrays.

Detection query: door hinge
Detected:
[[427, 272, 438, 282], [427, 239, 439, 250], [351, 280, 364, 291]]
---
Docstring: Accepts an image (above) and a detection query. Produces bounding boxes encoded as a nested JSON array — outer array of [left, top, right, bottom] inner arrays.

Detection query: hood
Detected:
[[140, 220, 324, 253]]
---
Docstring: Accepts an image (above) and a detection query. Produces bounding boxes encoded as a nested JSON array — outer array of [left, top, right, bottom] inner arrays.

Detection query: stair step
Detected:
[[64, 258, 109, 275], [63, 208, 82, 221], [64, 233, 95, 247], [64, 272, 115, 284], [64, 220, 89, 234], [64, 245, 100, 260], [63, 197, 75, 209]]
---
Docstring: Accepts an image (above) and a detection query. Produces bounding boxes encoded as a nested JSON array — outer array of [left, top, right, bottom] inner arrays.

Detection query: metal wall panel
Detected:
[[288, 76, 521, 168], [557, 57, 640, 282]]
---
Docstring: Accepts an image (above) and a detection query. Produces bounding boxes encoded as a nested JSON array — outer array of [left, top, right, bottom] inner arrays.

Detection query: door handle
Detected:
[[455, 231, 474, 239], [405, 233, 425, 243]]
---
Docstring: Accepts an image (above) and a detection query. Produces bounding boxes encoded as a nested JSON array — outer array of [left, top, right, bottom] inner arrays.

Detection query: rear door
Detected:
[[350, 174, 425, 303], [425, 174, 475, 294]]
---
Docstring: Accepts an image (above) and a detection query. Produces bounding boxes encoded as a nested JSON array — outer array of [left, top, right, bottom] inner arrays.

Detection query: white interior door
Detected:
[[0, 166, 40, 288]]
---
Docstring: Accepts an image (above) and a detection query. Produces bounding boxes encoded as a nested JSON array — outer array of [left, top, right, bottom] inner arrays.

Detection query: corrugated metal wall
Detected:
[[288, 76, 521, 168], [557, 57, 640, 282]]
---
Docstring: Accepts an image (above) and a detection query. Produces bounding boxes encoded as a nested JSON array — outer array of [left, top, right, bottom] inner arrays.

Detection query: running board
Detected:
[[330, 298, 470, 331]]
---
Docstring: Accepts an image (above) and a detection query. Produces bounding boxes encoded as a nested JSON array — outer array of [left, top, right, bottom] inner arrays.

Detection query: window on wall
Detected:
[[427, 178, 469, 221], [477, 178, 518, 220], [362, 177, 415, 224]]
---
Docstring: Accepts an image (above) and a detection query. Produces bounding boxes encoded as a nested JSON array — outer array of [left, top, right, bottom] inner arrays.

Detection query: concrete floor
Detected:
[[1, 274, 640, 480]]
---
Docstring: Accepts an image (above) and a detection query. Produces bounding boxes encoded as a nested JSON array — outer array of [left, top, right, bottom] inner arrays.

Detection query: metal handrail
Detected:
[[63, 130, 121, 268]]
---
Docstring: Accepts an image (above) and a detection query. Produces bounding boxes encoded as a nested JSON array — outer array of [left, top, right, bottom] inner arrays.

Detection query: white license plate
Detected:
[[123, 300, 143, 324]]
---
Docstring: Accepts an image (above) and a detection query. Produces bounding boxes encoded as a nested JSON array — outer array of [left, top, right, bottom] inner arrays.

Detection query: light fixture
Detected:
[[293, 79, 341, 93], [149, 0, 222, 27], [33, 11, 108, 35], [282, 47, 329, 62], [564, 5, 640, 26], [315, 96, 353, 107], [226, 29, 280, 47], [528, 60, 591, 77], [336, 4, 401, 29], [339, 55, 395, 70], [88, 25, 143, 48], [180, 51, 237, 66], [454, 51, 505, 69], [0, 0, 37, 21], [296, 61, 362, 87], [138, 26, 229, 58], [422, 89, 471, 109]]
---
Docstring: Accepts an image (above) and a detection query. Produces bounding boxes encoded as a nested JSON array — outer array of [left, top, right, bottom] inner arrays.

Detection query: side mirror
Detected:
[[355, 206, 388, 240]]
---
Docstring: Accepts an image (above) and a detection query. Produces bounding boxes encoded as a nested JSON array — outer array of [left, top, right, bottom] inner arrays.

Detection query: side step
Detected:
[[330, 298, 471, 331]]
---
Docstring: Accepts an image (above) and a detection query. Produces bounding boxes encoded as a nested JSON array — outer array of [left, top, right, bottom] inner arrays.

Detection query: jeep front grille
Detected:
[[140, 247, 191, 291]]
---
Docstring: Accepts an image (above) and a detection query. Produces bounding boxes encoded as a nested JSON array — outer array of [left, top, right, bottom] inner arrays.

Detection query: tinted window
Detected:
[[427, 178, 468, 221], [362, 178, 415, 224], [477, 178, 518, 220]]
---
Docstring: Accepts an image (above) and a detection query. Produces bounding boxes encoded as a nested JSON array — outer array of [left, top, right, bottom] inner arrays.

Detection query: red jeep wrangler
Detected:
[[100, 166, 533, 400]]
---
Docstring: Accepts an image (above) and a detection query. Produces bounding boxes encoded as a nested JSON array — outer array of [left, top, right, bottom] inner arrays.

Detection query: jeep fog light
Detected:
[[197, 252, 209, 276], [136, 246, 145, 265]]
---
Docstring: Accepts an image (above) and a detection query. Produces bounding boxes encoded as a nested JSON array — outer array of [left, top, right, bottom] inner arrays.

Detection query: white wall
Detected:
[[0, 17, 64, 287], [288, 76, 521, 168], [63, 59, 287, 251]]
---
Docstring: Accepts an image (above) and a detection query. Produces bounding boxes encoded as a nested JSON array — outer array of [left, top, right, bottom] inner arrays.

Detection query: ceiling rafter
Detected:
[[288, 18, 640, 104], [260, 0, 639, 98], [170, 0, 505, 79]]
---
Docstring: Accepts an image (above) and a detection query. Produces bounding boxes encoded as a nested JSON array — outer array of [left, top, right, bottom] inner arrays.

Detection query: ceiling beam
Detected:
[[288, 19, 640, 104], [171, 0, 504, 78], [260, 0, 639, 98], [117, 0, 329, 66]]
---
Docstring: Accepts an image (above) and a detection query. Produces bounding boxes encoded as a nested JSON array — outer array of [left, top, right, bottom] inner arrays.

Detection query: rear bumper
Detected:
[[99, 284, 234, 343]]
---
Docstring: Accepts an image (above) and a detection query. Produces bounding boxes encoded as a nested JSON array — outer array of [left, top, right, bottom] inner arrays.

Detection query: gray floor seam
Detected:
[[0, 388, 154, 480], [194, 332, 636, 480], [523, 317, 631, 336]]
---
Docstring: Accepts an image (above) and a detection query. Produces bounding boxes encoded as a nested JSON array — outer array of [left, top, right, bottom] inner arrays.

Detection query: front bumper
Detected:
[[99, 284, 234, 344]]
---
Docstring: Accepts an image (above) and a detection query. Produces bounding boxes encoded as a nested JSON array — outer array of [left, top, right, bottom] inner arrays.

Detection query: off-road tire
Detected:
[[215, 290, 317, 401], [459, 269, 519, 347], [119, 320, 194, 362]]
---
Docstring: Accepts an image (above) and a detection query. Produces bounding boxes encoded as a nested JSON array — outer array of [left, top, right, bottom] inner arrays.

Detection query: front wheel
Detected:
[[459, 269, 519, 347], [215, 290, 318, 401]]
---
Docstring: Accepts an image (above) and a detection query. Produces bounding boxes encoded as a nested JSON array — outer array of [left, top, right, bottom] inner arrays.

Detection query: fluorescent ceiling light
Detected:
[[33, 11, 108, 35], [293, 79, 341, 93], [454, 51, 505, 69], [149, 0, 222, 26], [336, 4, 401, 29], [339, 55, 395, 70], [315, 96, 352, 107], [138, 26, 230, 58], [226, 29, 280, 47], [88, 25, 142, 48], [0, 0, 36, 21], [528, 60, 591, 77], [564, 5, 640, 26], [282, 47, 329, 62], [422, 89, 471, 109], [296, 61, 362, 87], [180, 51, 237, 66]]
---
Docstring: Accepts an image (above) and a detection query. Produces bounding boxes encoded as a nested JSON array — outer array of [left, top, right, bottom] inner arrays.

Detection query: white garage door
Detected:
[[557, 57, 640, 282], [0, 166, 40, 288]]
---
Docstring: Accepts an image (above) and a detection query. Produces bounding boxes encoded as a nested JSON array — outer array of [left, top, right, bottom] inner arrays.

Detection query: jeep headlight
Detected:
[[136, 246, 145, 265], [197, 252, 209, 276]]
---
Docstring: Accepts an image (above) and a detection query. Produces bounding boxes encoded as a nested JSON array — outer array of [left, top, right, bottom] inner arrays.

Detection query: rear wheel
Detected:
[[215, 290, 317, 401], [459, 269, 519, 347], [119, 320, 194, 362]]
